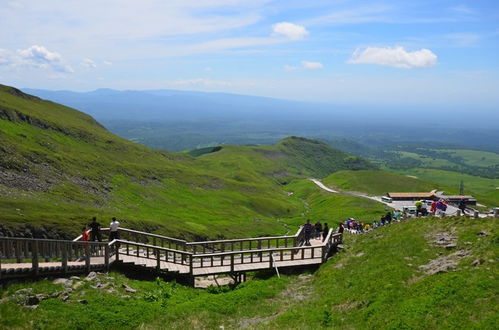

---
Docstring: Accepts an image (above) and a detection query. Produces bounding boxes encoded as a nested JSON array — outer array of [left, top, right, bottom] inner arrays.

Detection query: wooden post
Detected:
[[269, 252, 273, 269], [189, 254, 194, 274], [230, 254, 234, 272], [156, 249, 161, 271], [32, 240, 39, 276], [457, 210, 462, 216], [15, 241, 21, 263], [104, 244, 110, 271], [62, 243, 68, 274], [494, 208, 499, 218], [85, 243, 91, 273], [115, 243, 120, 261], [474, 210, 479, 218]]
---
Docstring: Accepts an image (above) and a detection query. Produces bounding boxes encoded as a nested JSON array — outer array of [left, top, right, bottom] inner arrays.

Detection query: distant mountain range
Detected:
[[22, 87, 499, 153]]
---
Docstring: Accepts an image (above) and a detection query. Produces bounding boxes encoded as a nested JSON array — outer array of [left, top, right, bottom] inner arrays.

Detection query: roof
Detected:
[[387, 192, 435, 198], [443, 195, 476, 200]]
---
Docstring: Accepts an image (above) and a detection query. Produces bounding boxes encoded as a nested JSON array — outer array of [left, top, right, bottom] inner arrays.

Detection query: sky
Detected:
[[1, 0, 498, 108]]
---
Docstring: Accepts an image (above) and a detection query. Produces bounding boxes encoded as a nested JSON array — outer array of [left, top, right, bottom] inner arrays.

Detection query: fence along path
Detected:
[[1, 226, 342, 280]]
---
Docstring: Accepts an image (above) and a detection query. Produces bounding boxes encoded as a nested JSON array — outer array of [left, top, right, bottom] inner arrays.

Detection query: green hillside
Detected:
[[0, 85, 373, 239], [323, 170, 442, 195], [1, 216, 496, 329]]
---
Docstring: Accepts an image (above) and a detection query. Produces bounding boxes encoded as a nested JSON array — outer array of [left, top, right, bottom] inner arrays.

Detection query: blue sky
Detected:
[[0, 0, 498, 108]]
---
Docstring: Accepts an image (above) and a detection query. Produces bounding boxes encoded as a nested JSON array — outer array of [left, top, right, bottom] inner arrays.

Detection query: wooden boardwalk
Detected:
[[1, 227, 341, 282]]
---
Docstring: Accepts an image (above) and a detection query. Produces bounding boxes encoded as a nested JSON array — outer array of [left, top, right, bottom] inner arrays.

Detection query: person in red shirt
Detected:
[[81, 226, 90, 241]]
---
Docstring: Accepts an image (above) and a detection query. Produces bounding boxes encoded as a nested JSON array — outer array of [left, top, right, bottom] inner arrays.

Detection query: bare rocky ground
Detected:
[[0, 272, 137, 310]]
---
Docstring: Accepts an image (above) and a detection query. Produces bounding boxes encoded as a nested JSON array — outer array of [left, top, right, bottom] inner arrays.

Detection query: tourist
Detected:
[[314, 221, 322, 239], [338, 222, 344, 234], [458, 197, 467, 216], [415, 200, 423, 217], [89, 217, 102, 242], [430, 200, 437, 214], [109, 217, 120, 240], [364, 223, 371, 231], [322, 223, 329, 241], [385, 211, 392, 224], [303, 220, 312, 246], [81, 226, 89, 241]]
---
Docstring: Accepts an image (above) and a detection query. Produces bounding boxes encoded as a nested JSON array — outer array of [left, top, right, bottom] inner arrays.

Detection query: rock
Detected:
[[121, 295, 131, 300], [122, 284, 137, 293], [53, 278, 72, 287], [15, 288, 33, 295], [70, 276, 81, 281], [106, 288, 116, 294], [85, 272, 97, 281], [72, 281, 84, 290], [24, 305, 38, 310], [471, 259, 482, 266], [35, 294, 48, 302], [60, 295, 70, 302], [445, 244, 457, 250], [51, 291, 62, 298], [477, 231, 490, 236], [78, 299, 88, 304], [105, 276, 115, 281]]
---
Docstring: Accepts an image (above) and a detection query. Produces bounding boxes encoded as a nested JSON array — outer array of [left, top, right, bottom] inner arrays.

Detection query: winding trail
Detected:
[[309, 179, 338, 193], [309, 178, 489, 217]]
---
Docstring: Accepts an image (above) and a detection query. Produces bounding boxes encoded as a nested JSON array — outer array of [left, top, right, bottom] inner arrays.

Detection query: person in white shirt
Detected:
[[109, 217, 120, 241]]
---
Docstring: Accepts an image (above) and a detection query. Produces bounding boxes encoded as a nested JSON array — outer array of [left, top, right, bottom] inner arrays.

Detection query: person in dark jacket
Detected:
[[338, 222, 344, 234], [89, 217, 102, 242], [303, 220, 312, 246], [322, 223, 329, 242], [458, 198, 467, 215], [314, 221, 322, 239]]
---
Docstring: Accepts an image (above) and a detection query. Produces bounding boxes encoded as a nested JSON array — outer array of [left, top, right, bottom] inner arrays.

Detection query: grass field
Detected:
[[322, 170, 444, 196], [1, 216, 496, 329], [438, 149, 499, 168]]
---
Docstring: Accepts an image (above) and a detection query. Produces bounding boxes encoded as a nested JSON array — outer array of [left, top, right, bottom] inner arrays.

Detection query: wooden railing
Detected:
[[187, 226, 304, 254], [1, 226, 341, 279], [112, 240, 192, 271], [0, 237, 112, 278], [73, 226, 305, 255]]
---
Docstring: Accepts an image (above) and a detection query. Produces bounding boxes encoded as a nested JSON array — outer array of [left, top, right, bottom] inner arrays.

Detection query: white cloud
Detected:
[[450, 4, 475, 15], [17, 45, 74, 73], [283, 65, 298, 72], [0, 49, 11, 66], [348, 46, 437, 69], [446, 33, 481, 47], [272, 22, 309, 40], [302, 61, 323, 69], [103, 60, 113, 66], [81, 58, 97, 68]]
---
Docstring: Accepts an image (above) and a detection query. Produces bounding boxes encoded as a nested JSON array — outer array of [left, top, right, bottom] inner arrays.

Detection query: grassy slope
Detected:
[[1, 217, 496, 329], [0, 85, 374, 239], [286, 179, 387, 225], [323, 170, 443, 195]]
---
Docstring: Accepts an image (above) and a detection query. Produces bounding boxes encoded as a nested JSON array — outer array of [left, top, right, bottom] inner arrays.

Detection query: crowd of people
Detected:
[[302, 220, 330, 246]]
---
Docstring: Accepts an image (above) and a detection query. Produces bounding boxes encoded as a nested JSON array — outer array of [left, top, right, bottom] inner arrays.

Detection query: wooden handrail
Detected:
[[1, 236, 107, 245], [111, 240, 192, 256]]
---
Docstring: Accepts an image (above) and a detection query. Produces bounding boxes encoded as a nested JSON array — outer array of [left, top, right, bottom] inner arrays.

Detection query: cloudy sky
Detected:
[[1, 0, 498, 107]]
